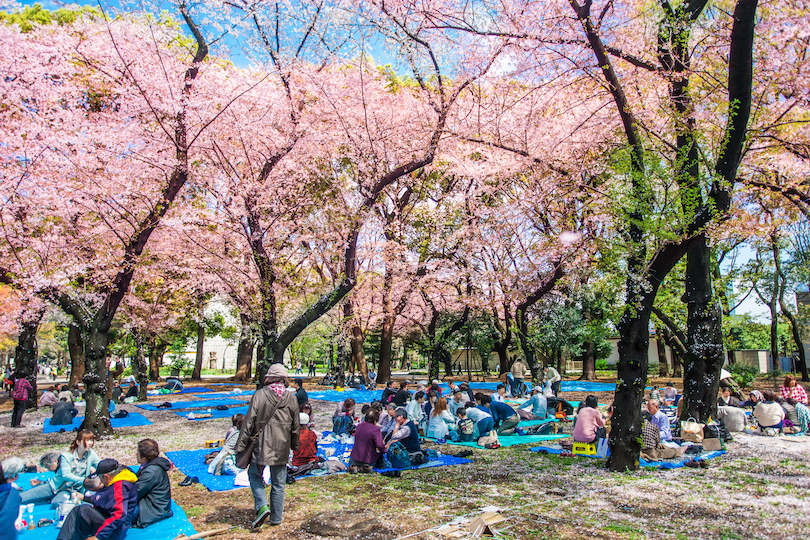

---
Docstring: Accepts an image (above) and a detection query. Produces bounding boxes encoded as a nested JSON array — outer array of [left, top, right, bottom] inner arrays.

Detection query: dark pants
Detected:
[[11, 399, 26, 427], [57, 504, 106, 540], [552, 381, 561, 397]]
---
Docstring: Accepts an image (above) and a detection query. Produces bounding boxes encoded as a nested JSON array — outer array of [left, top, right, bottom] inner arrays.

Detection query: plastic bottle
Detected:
[[27, 504, 35, 529]]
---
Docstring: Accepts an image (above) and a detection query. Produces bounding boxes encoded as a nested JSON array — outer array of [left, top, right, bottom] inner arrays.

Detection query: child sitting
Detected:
[[208, 413, 244, 476], [457, 408, 475, 442], [492, 384, 507, 403], [292, 413, 319, 467]]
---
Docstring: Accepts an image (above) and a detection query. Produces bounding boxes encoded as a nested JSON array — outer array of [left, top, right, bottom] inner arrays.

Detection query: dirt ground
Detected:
[[1, 376, 808, 540]]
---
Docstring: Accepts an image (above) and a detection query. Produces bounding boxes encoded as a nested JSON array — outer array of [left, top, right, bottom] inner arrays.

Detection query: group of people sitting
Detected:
[[719, 375, 809, 435], [2, 431, 173, 540]]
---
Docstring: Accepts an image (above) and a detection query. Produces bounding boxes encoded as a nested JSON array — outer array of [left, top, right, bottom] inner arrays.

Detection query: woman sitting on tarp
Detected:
[[332, 398, 356, 436], [21, 431, 100, 506], [1, 457, 24, 540], [426, 398, 457, 440], [754, 390, 785, 435], [572, 395, 606, 443], [134, 439, 173, 528], [209, 414, 245, 476]]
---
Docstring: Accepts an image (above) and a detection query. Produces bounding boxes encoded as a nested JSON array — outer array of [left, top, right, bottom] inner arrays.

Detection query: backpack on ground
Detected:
[[387, 442, 412, 469]]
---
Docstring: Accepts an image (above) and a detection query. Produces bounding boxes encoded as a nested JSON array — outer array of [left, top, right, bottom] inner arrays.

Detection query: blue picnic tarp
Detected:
[[43, 412, 152, 433], [13, 472, 196, 540], [167, 434, 472, 492]]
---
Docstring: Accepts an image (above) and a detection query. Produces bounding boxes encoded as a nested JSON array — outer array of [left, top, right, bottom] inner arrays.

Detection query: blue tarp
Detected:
[[201, 391, 255, 399], [136, 398, 248, 411], [14, 472, 196, 540], [43, 413, 153, 433], [528, 444, 725, 469], [167, 437, 473, 492]]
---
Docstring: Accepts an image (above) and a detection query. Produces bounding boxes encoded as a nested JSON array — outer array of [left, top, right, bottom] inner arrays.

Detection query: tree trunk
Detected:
[[81, 328, 113, 436], [378, 271, 396, 385], [580, 340, 596, 381], [351, 324, 368, 379], [656, 326, 670, 377], [681, 236, 725, 423], [774, 239, 809, 381], [516, 310, 540, 380], [68, 324, 86, 388], [148, 339, 166, 382], [234, 314, 254, 382], [15, 314, 41, 409], [132, 334, 149, 401], [767, 296, 779, 370], [191, 299, 205, 381]]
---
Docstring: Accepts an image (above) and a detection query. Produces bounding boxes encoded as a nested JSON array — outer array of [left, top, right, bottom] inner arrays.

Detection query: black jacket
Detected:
[[51, 401, 78, 425], [393, 389, 412, 407], [296, 387, 309, 408], [134, 456, 173, 527]]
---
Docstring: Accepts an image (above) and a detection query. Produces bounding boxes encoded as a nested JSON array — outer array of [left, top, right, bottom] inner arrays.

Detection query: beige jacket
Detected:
[[236, 387, 300, 467], [510, 360, 528, 379]]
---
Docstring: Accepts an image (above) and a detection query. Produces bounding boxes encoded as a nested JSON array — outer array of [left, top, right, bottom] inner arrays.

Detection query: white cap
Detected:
[[299, 412, 310, 424]]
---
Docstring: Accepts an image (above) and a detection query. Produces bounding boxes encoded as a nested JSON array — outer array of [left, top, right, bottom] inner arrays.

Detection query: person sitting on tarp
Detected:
[[0, 457, 24, 538], [776, 397, 801, 434], [385, 408, 422, 455], [291, 413, 319, 470], [754, 390, 785, 435], [406, 391, 426, 433], [51, 398, 79, 426], [381, 381, 397, 404], [134, 439, 173, 528], [448, 390, 467, 418], [349, 409, 386, 473], [209, 414, 245, 476], [163, 377, 183, 392], [456, 408, 475, 442], [646, 399, 672, 441], [465, 396, 494, 439], [662, 382, 678, 406], [294, 379, 308, 410], [573, 395, 606, 443], [125, 382, 139, 400], [718, 387, 741, 408], [717, 406, 746, 432], [640, 412, 685, 462], [22, 431, 101, 506], [489, 399, 520, 436], [57, 384, 75, 403], [57, 458, 138, 540], [40, 386, 58, 408], [332, 398, 356, 436], [741, 390, 762, 408], [517, 387, 548, 421], [380, 402, 398, 438], [393, 381, 412, 407], [111, 380, 123, 404]]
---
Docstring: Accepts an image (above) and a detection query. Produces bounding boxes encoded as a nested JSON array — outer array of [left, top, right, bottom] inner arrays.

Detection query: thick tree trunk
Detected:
[[68, 324, 86, 388], [15, 314, 41, 409], [81, 328, 113, 436], [580, 340, 596, 381], [148, 340, 166, 382], [681, 236, 725, 423], [379, 271, 396, 385], [234, 314, 254, 381], [351, 324, 368, 379], [609, 303, 653, 471]]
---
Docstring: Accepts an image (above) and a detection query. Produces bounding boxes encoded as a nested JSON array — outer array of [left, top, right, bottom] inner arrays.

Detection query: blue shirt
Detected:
[[489, 401, 518, 425], [520, 394, 548, 418], [651, 410, 672, 441]]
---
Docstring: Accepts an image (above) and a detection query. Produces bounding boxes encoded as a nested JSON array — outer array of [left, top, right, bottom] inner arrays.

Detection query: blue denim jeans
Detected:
[[248, 464, 287, 524], [20, 482, 56, 505]]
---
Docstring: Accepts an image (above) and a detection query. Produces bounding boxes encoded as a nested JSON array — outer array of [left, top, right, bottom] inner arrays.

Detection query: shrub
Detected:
[[595, 359, 611, 370], [728, 364, 759, 389]]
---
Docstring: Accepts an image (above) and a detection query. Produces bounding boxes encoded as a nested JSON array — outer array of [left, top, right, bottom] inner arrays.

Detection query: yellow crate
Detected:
[[572, 442, 597, 456], [204, 439, 224, 448]]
